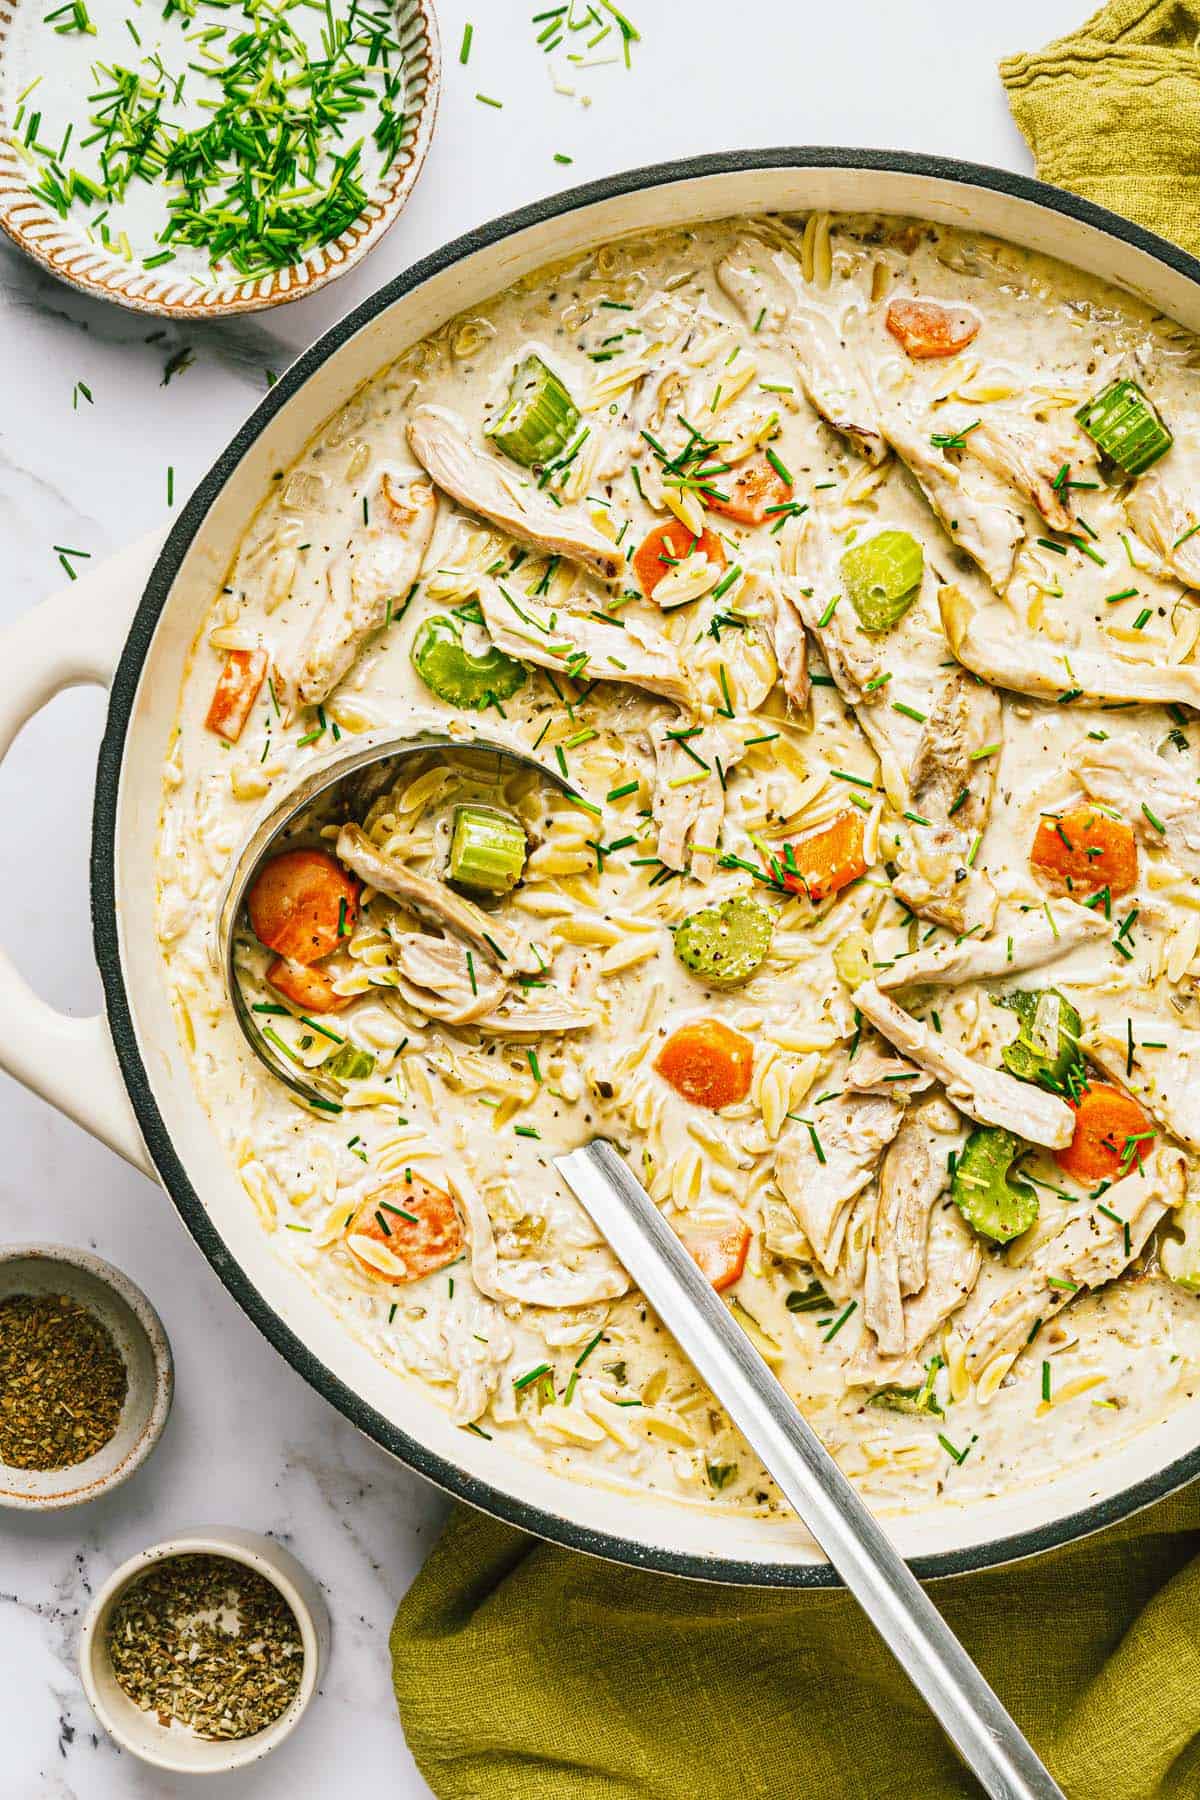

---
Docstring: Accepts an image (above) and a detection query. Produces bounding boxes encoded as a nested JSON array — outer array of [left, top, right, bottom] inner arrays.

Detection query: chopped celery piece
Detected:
[[450, 805, 527, 895], [951, 1126, 1038, 1244], [996, 988, 1082, 1091], [840, 529, 924, 633], [1076, 378, 1172, 477], [326, 1043, 376, 1081], [410, 613, 526, 710], [868, 1356, 945, 1418], [488, 354, 580, 468], [1163, 1192, 1200, 1293], [832, 928, 872, 991], [674, 894, 774, 987]]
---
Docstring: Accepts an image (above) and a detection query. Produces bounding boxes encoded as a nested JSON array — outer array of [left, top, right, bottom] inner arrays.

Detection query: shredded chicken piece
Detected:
[[843, 1050, 936, 1097], [394, 933, 508, 1023], [476, 580, 689, 706], [336, 823, 539, 974], [949, 413, 1088, 532], [940, 583, 1200, 710], [881, 405, 1025, 590], [452, 1168, 630, 1307], [852, 981, 1076, 1147], [1125, 468, 1200, 590], [773, 1049, 929, 1274], [715, 238, 888, 463], [852, 1201, 982, 1388], [893, 670, 1002, 934], [408, 405, 622, 583], [876, 899, 1109, 992], [863, 1100, 958, 1354], [965, 1149, 1184, 1376], [650, 720, 745, 883], [784, 518, 910, 802], [1072, 736, 1200, 867], [769, 578, 811, 710], [775, 1092, 907, 1275], [1086, 1019, 1200, 1153], [284, 472, 436, 709]]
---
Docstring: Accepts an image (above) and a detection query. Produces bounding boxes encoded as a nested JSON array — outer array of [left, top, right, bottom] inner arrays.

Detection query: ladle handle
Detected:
[[555, 1139, 1065, 1800]]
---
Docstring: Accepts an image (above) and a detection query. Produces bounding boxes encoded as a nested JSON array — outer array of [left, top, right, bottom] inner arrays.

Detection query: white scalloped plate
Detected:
[[0, 0, 440, 316]]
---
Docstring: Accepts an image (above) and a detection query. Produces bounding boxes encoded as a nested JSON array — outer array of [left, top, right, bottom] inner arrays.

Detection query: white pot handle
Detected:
[[0, 532, 168, 1178]]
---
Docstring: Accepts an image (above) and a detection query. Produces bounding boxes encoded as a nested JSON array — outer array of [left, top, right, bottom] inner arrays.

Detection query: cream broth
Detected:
[[156, 213, 1200, 1518]]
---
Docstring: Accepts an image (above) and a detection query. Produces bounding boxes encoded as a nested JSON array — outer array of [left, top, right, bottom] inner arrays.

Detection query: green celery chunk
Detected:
[[832, 928, 872, 990], [674, 894, 774, 987], [840, 529, 924, 633], [996, 988, 1082, 1091], [488, 354, 581, 468], [1163, 1193, 1200, 1293], [952, 1126, 1038, 1245], [450, 805, 527, 895], [410, 613, 526, 710], [1075, 378, 1173, 477], [326, 1043, 376, 1082]]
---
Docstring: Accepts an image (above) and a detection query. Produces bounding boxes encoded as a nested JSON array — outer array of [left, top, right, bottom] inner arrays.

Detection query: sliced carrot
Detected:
[[1030, 806, 1138, 899], [1054, 1082, 1156, 1184], [633, 518, 726, 598], [655, 1019, 754, 1110], [347, 1175, 464, 1285], [707, 454, 793, 527], [266, 956, 352, 1014], [684, 1222, 751, 1292], [247, 848, 359, 965], [205, 648, 267, 744], [885, 298, 980, 360], [781, 810, 867, 903]]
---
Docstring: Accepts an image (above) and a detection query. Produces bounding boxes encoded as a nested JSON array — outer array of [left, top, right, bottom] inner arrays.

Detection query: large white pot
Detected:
[[5, 150, 1199, 1585]]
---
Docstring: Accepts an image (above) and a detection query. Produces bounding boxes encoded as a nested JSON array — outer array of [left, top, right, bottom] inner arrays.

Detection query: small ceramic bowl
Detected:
[[79, 1530, 329, 1773], [0, 0, 440, 317], [0, 1243, 173, 1510]]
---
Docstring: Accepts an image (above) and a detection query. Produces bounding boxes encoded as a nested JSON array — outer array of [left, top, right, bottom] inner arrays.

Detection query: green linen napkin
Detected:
[[391, 12, 1200, 1794], [1000, 0, 1200, 254], [392, 1491, 1200, 1798]]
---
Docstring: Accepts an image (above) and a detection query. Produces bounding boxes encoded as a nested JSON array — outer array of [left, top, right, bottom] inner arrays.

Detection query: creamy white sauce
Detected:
[[157, 213, 1200, 1519]]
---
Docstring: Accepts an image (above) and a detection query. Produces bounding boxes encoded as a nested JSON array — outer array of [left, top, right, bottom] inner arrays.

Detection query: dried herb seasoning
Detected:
[[106, 1555, 304, 1739], [0, 1291, 127, 1470]]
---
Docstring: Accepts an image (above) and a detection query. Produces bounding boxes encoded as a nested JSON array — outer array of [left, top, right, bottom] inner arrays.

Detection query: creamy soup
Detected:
[[157, 212, 1200, 1518]]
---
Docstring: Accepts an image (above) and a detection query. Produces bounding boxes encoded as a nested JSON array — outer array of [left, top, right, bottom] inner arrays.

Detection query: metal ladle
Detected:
[[214, 722, 583, 1111], [556, 1140, 1066, 1800]]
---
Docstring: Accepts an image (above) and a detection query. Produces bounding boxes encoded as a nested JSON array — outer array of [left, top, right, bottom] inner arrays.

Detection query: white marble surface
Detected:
[[0, 0, 1085, 1792]]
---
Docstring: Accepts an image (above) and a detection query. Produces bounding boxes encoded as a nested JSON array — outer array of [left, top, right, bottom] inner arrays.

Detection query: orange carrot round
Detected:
[[707, 454, 793, 527], [247, 848, 359, 965], [885, 298, 980, 360], [684, 1222, 751, 1291], [782, 810, 867, 903], [655, 1019, 754, 1110], [266, 956, 352, 1014], [633, 518, 726, 598], [1030, 806, 1138, 899], [1055, 1082, 1156, 1184], [348, 1176, 464, 1285]]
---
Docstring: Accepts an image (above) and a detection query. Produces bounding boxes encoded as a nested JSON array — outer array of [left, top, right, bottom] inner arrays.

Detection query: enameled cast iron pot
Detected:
[[5, 150, 1200, 1586]]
